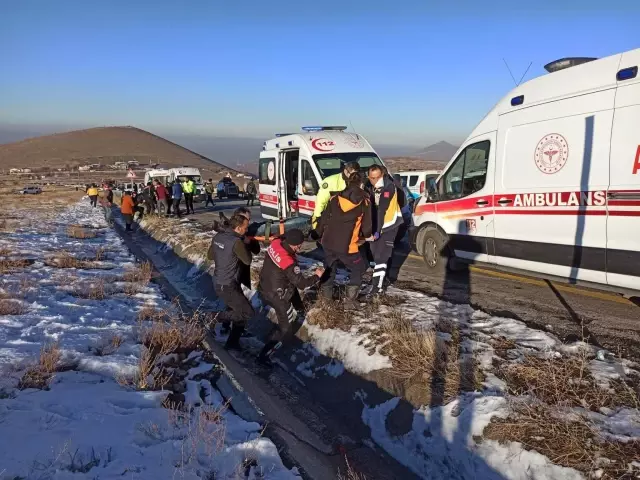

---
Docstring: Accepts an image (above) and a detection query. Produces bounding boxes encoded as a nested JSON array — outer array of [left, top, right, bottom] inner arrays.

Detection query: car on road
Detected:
[[21, 186, 42, 195], [396, 170, 442, 200]]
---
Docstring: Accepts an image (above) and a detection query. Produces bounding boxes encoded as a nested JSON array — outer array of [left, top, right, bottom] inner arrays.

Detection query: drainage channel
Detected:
[[113, 219, 420, 480]]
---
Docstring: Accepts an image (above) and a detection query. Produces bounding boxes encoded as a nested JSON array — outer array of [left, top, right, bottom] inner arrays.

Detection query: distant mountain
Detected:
[[0, 126, 236, 176], [413, 141, 458, 161]]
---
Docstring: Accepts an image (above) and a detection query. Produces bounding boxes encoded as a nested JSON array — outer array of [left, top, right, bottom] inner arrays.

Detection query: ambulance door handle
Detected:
[[476, 199, 489, 206], [497, 198, 513, 205]]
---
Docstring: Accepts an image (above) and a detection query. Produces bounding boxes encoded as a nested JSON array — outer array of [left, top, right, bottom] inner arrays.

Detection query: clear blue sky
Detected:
[[1, 0, 638, 147]]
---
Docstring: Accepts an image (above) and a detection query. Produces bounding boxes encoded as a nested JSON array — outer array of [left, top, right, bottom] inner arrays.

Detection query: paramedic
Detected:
[[257, 229, 324, 366], [366, 165, 403, 297], [208, 214, 255, 351], [311, 161, 360, 228], [316, 171, 372, 308]]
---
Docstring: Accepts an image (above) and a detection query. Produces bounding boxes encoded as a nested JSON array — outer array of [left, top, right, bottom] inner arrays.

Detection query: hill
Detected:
[[413, 140, 458, 160], [0, 126, 238, 177]]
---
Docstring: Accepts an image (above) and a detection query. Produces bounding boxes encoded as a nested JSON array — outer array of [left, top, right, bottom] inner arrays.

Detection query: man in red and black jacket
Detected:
[[257, 229, 324, 366], [316, 171, 372, 308]]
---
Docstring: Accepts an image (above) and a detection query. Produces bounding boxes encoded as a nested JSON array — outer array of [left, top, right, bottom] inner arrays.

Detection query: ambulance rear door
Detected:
[[297, 153, 322, 218], [607, 52, 640, 290], [258, 151, 279, 220]]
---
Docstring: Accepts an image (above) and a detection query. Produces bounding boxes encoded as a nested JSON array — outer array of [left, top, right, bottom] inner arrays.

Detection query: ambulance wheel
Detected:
[[421, 227, 451, 273]]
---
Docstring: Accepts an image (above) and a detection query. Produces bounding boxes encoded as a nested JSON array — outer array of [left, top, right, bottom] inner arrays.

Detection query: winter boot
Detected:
[[342, 285, 361, 310], [224, 324, 245, 352], [256, 340, 281, 368]]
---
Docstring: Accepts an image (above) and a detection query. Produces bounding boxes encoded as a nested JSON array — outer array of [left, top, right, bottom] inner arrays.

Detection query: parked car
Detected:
[[21, 186, 42, 195]]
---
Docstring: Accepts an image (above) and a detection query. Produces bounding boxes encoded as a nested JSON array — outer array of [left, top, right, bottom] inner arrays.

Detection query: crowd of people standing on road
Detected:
[[209, 161, 409, 367]]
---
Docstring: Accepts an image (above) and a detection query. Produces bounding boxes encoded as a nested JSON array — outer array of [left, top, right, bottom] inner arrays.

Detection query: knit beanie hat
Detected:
[[284, 229, 304, 246]]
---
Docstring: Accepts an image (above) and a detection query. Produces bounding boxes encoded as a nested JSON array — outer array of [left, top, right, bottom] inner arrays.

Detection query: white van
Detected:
[[411, 48, 640, 292], [168, 167, 205, 201], [258, 126, 386, 220], [396, 170, 441, 199], [144, 168, 171, 186]]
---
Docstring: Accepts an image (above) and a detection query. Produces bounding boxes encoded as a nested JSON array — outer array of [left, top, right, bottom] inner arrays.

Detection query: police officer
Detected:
[[208, 214, 255, 351], [257, 229, 324, 366], [315, 171, 372, 308], [182, 176, 196, 215], [311, 161, 360, 228], [365, 165, 403, 297]]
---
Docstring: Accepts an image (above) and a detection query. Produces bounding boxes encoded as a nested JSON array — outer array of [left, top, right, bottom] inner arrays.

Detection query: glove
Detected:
[[309, 229, 320, 241], [373, 232, 380, 241]]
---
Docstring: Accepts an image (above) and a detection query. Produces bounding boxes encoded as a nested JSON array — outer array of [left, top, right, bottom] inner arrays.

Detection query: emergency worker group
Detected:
[[209, 162, 407, 367]]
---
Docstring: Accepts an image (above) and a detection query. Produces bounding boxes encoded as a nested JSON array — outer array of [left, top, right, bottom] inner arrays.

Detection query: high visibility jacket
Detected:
[[87, 187, 98, 196], [312, 173, 346, 224], [182, 180, 195, 194], [369, 175, 403, 234]]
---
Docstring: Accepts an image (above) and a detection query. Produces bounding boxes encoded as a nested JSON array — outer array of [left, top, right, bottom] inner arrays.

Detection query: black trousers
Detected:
[[215, 282, 254, 327], [370, 228, 398, 291], [246, 194, 255, 206], [123, 214, 134, 231], [89, 195, 98, 207], [205, 193, 215, 207], [262, 290, 304, 344], [324, 249, 367, 287], [173, 198, 182, 217], [184, 193, 194, 213]]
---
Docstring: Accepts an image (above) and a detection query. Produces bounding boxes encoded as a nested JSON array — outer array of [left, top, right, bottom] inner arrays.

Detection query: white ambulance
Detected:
[[411, 48, 640, 292], [258, 126, 385, 221]]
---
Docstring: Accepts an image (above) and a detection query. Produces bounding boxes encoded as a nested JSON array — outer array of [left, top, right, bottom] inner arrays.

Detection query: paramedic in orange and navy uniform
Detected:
[[365, 164, 403, 297], [256, 229, 324, 367], [315, 170, 372, 308]]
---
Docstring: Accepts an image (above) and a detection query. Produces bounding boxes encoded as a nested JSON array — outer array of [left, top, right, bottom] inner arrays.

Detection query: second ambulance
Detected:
[[411, 48, 640, 292]]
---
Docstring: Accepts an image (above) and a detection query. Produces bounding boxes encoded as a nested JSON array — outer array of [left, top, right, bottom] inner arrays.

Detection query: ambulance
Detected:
[[258, 126, 385, 221], [411, 48, 640, 292]]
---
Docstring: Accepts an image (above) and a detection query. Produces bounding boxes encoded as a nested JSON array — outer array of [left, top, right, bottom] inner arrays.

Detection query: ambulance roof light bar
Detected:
[[544, 57, 597, 73], [301, 126, 348, 132], [275, 133, 295, 137]]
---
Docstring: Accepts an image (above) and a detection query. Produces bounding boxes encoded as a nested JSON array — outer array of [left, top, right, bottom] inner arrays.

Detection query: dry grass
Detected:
[[71, 278, 107, 300], [94, 246, 106, 261], [382, 313, 483, 406], [484, 401, 640, 479], [92, 333, 124, 356], [306, 298, 355, 331], [0, 257, 30, 273], [46, 251, 94, 269], [67, 225, 98, 239], [0, 246, 11, 256], [123, 261, 153, 284], [18, 342, 62, 390], [120, 310, 206, 391], [0, 299, 28, 315], [338, 456, 368, 480], [122, 282, 142, 296], [496, 354, 639, 411], [137, 304, 168, 322], [141, 315, 205, 356]]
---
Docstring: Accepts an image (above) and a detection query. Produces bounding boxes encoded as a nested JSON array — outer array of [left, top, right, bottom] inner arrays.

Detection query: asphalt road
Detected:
[[183, 199, 640, 360], [185, 197, 261, 226]]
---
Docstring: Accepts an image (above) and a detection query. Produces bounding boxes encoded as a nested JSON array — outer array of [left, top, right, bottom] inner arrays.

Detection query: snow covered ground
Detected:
[[0, 202, 298, 479], [125, 212, 640, 480]]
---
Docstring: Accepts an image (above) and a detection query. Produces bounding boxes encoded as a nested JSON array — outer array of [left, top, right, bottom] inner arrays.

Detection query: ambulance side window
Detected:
[[438, 141, 490, 201], [300, 160, 318, 195], [259, 158, 276, 186], [408, 175, 419, 187]]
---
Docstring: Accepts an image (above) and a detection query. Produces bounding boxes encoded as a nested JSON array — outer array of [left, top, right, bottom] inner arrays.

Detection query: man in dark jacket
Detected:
[[365, 165, 403, 297], [204, 179, 216, 208], [171, 181, 183, 217], [316, 171, 372, 308], [212, 207, 261, 334], [257, 229, 324, 366], [208, 214, 255, 350], [245, 180, 257, 206]]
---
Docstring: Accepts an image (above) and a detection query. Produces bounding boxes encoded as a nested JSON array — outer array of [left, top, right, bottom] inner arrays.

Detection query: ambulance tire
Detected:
[[421, 227, 452, 273]]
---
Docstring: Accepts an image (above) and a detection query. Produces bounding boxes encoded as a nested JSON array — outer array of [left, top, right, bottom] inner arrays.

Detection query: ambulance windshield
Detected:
[[176, 175, 202, 184], [313, 152, 383, 178]]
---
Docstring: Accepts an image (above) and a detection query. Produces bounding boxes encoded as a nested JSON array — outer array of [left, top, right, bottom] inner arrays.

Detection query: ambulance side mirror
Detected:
[[426, 177, 438, 201], [303, 179, 318, 195]]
